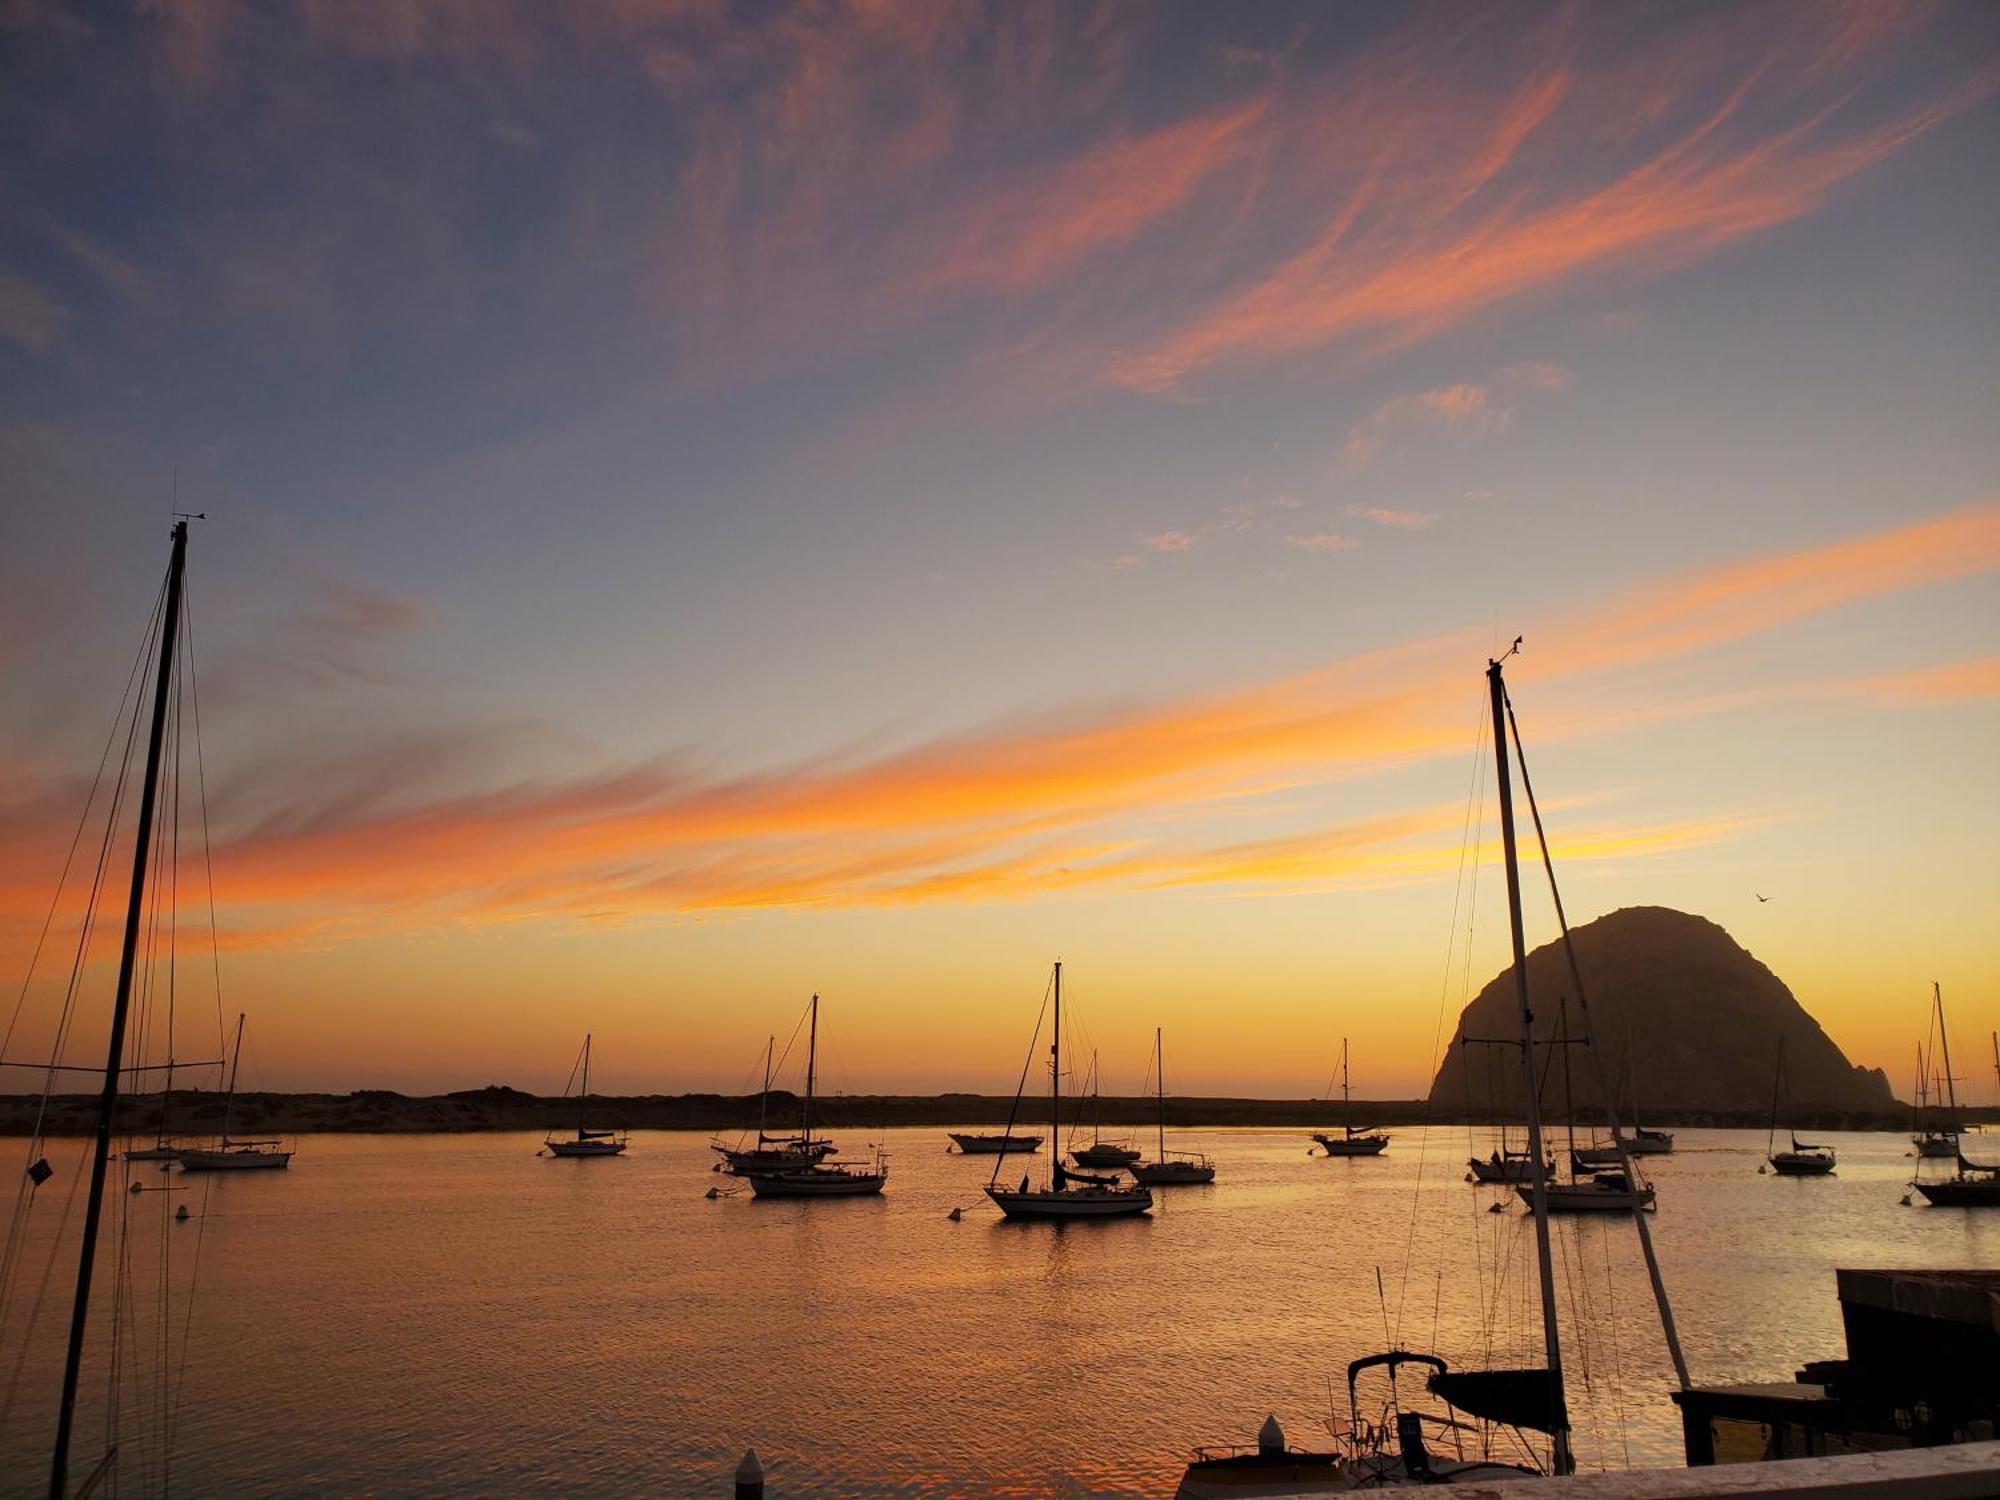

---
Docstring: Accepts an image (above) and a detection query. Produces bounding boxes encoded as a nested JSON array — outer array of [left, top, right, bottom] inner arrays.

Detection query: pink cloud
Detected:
[[1144, 530, 1197, 553], [1347, 506, 1438, 530], [1286, 532, 1357, 553]]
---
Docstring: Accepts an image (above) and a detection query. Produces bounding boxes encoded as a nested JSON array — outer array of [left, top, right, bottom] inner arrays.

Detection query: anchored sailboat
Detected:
[[987, 963, 1151, 1220], [1311, 1037, 1388, 1156], [712, 1031, 838, 1175], [1911, 984, 1962, 1159], [744, 995, 888, 1198], [1069, 1051, 1141, 1168], [176, 1013, 294, 1172], [1911, 986, 1999, 1207], [1764, 1037, 1834, 1177], [1129, 1027, 1214, 1186], [543, 1033, 628, 1157], [947, 1131, 1043, 1155]]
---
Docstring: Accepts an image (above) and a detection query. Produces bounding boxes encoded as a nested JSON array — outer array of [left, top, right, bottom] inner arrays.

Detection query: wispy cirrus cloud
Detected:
[[7, 502, 1989, 958], [1104, 18, 1992, 398], [1340, 383, 1508, 472]]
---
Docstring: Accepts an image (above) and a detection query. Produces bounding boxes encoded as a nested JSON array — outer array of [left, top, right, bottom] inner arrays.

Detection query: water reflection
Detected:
[[1, 1125, 1993, 1496]]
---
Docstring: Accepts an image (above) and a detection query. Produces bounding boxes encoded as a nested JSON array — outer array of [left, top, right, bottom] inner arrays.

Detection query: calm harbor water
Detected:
[[3, 1124, 1995, 1496]]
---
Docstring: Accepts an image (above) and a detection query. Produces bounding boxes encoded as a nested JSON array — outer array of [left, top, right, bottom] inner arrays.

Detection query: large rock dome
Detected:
[[1425, 906, 1893, 1116]]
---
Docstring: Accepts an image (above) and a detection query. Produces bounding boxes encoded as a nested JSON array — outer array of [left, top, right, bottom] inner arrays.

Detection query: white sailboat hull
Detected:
[[177, 1147, 292, 1172], [986, 1185, 1151, 1219], [747, 1166, 887, 1197]]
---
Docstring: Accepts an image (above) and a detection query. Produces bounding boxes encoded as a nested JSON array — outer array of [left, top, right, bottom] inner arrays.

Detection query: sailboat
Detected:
[[744, 995, 888, 1198], [176, 1013, 295, 1172], [543, 1033, 628, 1157], [987, 963, 1152, 1220], [1764, 1037, 1834, 1176], [1572, 1050, 1672, 1165], [1068, 1051, 1141, 1168], [1911, 987, 2000, 1207], [947, 1131, 1044, 1155], [1177, 647, 1692, 1492], [1911, 985, 1962, 1159], [1531, 994, 1655, 1213], [1129, 1027, 1215, 1186], [712, 1032, 838, 1174], [1311, 1037, 1389, 1156]]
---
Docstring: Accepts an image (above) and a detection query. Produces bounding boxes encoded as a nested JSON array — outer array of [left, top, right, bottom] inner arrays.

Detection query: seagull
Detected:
[[1756, 893, 1771, 903]]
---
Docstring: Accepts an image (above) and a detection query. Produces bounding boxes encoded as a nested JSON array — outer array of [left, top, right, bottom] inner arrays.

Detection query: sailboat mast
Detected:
[[1934, 984, 1959, 1122], [758, 1035, 773, 1141], [51, 518, 189, 1500], [1156, 1027, 1165, 1161], [1052, 963, 1062, 1181], [1341, 1038, 1351, 1136], [1487, 655, 1571, 1476], [579, 1033, 591, 1137], [219, 1012, 245, 1143], [1767, 1037, 1786, 1155], [1501, 678, 1689, 1389], [803, 994, 818, 1147]]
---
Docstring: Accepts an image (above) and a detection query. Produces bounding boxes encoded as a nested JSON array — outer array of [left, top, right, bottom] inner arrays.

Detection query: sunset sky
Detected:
[[2, 2, 1995, 1101]]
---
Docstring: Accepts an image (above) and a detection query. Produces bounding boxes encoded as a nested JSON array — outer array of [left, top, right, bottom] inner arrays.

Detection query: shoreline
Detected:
[[5, 1087, 1977, 1137]]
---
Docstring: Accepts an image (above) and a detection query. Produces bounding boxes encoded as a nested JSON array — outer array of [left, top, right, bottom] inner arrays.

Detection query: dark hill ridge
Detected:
[[1427, 906, 1893, 1115]]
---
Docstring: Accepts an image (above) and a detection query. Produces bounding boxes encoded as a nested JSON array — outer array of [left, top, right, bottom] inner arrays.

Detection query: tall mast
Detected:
[[803, 995, 818, 1147], [217, 1012, 245, 1148], [1156, 1027, 1166, 1161], [1934, 984, 1959, 1124], [1502, 676, 1688, 1389], [1767, 1037, 1786, 1154], [579, 1033, 592, 1137], [1487, 654, 1571, 1476], [51, 518, 189, 1500], [757, 1035, 773, 1141], [1051, 963, 1062, 1183]]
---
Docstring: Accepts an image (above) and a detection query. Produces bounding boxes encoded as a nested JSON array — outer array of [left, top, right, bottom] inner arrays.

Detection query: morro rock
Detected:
[[1426, 906, 1893, 1117]]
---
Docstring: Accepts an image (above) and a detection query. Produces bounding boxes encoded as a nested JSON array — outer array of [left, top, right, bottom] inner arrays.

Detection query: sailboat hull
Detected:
[[177, 1148, 292, 1172], [1313, 1135, 1388, 1156], [1912, 1175, 2000, 1206], [948, 1133, 1042, 1154], [1129, 1160, 1214, 1185], [986, 1185, 1151, 1219], [748, 1167, 887, 1197], [1069, 1145, 1140, 1168], [121, 1145, 180, 1162], [546, 1139, 626, 1157], [1769, 1152, 1835, 1176]]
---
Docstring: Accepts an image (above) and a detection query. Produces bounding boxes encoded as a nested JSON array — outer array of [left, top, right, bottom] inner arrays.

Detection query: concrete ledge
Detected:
[[1414, 1443, 2000, 1499]]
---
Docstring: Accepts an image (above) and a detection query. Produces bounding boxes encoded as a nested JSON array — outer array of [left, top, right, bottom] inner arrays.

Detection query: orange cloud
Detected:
[[1844, 655, 2000, 707], [6, 503, 1990, 964]]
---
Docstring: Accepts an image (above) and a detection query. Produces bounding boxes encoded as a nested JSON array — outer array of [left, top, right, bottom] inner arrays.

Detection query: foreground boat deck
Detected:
[[1252, 1442, 2000, 1498]]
